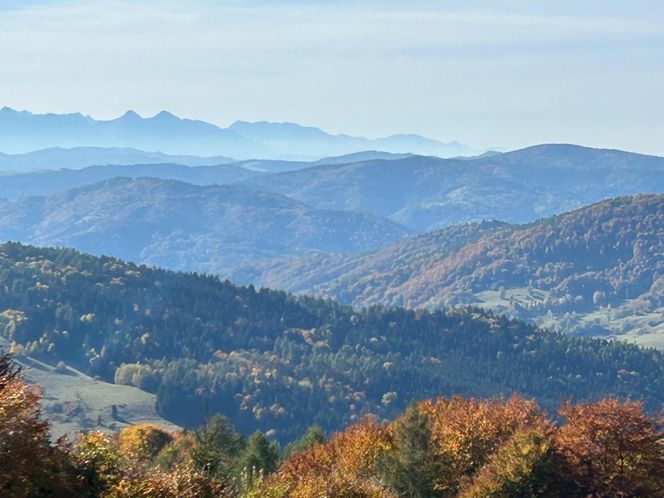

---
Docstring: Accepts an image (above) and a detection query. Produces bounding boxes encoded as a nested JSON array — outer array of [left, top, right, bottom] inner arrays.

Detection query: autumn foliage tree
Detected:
[[419, 395, 551, 495], [458, 428, 556, 498], [266, 416, 395, 497], [556, 399, 664, 497], [262, 395, 664, 498], [0, 354, 77, 496], [117, 423, 173, 464]]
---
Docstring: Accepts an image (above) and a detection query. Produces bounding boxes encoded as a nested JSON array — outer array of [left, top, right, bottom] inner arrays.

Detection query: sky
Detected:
[[0, 0, 663, 154]]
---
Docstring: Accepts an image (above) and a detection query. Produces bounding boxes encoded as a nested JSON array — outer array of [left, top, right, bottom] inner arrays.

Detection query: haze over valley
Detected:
[[2, 2, 664, 495]]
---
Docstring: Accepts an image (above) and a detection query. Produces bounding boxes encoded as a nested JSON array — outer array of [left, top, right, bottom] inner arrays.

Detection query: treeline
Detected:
[[2, 354, 663, 497], [0, 352, 304, 497], [265, 395, 664, 497], [267, 194, 663, 314], [1, 242, 664, 443]]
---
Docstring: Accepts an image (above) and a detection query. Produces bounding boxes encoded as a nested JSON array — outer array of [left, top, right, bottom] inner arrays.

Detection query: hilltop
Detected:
[[246, 195, 664, 347], [0, 242, 663, 443], [243, 144, 664, 231], [0, 177, 411, 274]]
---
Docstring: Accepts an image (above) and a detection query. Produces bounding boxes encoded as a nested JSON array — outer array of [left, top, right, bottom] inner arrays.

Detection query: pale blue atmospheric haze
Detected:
[[0, 0, 663, 154]]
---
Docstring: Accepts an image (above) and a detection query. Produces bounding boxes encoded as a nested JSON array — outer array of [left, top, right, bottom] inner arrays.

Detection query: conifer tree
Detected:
[[192, 414, 245, 479], [283, 424, 326, 459], [379, 404, 441, 498], [235, 430, 280, 487]]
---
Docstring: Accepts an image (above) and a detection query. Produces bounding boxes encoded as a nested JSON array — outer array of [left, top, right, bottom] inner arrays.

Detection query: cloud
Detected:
[[0, 0, 662, 154]]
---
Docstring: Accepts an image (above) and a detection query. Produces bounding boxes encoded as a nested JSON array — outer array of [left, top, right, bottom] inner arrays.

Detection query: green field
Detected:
[[1, 337, 179, 439]]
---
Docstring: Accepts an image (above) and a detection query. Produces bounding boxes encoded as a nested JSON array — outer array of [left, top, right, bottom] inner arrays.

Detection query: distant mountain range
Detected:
[[0, 163, 264, 199], [0, 150, 416, 199], [242, 144, 664, 231], [0, 146, 234, 172], [0, 177, 412, 273], [0, 107, 478, 159], [242, 195, 664, 348]]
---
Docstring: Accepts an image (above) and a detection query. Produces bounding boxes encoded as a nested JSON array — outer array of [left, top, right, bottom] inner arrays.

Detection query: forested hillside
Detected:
[[243, 144, 664, 231], [248, 195, 664, 347], [1, 242, 663, 444], [0, 177, 411, 274], [8, 353, 661, 497]]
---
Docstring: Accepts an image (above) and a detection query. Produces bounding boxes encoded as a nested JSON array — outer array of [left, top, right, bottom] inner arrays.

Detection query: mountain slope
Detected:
[[233, 220, 506, 293], [0, 146, 234, 172], [0, 338, 180, 440], [0, 177, 411, 274], [0, 163, 264, 200], [242, 144, 664, 231], [0, 108, 264, 158], [0, 242, 662, 443], [0, 107, 476, 160], [314, 150, 414, 165], [246, 195, 664, 347]]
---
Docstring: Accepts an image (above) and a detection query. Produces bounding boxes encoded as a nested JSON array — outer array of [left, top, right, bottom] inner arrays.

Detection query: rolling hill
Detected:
[[242, 144, 664, 231], [0, 242, 662, 444], [0, 163, 264, 200], [0, 151, 419, 200], [244, 195, 664, 347], [0, 177, 412, 274], [1, 336, 180, 440]]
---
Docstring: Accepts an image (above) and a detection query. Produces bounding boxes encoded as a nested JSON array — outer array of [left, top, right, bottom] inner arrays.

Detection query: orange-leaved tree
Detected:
[[117, 423, 174, 464], [0, 354, 78, 496], [420, 395, 550, 495], [264, 416, 395, 497], [556, 399, 664, 497]]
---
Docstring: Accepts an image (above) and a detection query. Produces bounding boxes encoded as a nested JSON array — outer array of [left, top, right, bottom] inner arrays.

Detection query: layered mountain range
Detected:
[[0, 142, 661, 346], [0, 177, 411, 273], [0, 107, 476, 160], [0, 107, 663, 447], [244, 195, 664, 347], [2, 242, 662, 441], [242, 144, 664, 231], [2, 143, 662, 233]]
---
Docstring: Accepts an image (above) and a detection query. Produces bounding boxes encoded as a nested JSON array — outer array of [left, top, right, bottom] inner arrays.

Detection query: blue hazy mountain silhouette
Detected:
[[0, 146, 234, 172], [0, 107, 478, 159]]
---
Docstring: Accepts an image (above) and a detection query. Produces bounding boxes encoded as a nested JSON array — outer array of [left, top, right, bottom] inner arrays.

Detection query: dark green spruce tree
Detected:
[[379, 404, 442, 498], [234, 430, 280, 486], [283, 424, 326, 459], [192, 414, 245, 479]]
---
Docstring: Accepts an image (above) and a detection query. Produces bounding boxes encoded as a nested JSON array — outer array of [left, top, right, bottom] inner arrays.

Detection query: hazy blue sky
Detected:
[[1, 0, 663, 154]]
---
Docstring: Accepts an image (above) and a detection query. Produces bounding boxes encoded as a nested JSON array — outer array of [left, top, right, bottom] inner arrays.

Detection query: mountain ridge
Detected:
[[243, 194, 664, 347], [0, 146, 235, 172], [241, 144, 664, 231], [0, 107, 478, 159], [0, 177, 412, 274], [1, 241, 663, 443]]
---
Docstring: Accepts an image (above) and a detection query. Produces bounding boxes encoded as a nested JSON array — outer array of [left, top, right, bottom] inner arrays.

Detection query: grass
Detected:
[[1, 339, 180, 439], [473, 288, 664, 350]]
